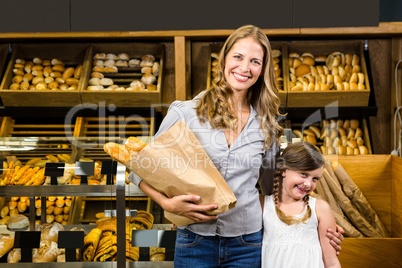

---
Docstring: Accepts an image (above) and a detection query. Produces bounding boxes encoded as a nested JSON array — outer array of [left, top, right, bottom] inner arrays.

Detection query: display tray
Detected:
[[324, 155, 402, 267], [206, 42, 288, 107], [80, 43, 164, 108], [286, 40, 371, 108], [288, 117, 373, 154], [0, 44, 9, 83], [0, 43, 89, 107]]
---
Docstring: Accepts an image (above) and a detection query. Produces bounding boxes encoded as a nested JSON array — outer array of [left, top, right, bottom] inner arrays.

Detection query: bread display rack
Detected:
[[0, 42, 164, 108], [285, 40, 371, 107], [0, 137, 175, 267], [0, 43, 88, 107], [79, 43, 164, 108]]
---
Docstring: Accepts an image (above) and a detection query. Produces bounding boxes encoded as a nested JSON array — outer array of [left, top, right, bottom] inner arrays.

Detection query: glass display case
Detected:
[[0, 137, 174, 267]]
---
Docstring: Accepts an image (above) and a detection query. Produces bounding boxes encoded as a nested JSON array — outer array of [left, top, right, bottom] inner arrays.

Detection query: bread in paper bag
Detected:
[[104, 120, 237, 226]]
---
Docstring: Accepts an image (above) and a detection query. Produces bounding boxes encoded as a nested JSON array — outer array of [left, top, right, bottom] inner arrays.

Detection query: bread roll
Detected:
[[346, 146, 354, 155], [305, 135, 316, 146], [128, 59, 140, 67], [55, 215, 63, 223], [1, 206, 9, 218], [31, 66, 44, 76], [61, 67, 75, 80], [359, 145, 368, 155], [106, 53, 117, 60], [295, 64, 311, 77], [63, 206, 71, 215], [53, 207, 63, 216], [46, 215, 54, 223], [356, 137, 365, 146], [6, 214, 29, 229], [55, 199, 65, 208], [74, 65, 83, 79], [104, 66, 118, 73], [93, 53, 106, 60], [8, 201, 17, 210], [0, 216, 10, 225], [147, 84, 157, 91], [17, 201, 27, 213], [65, 199, 72, 207], [51, 59, 64, 65]]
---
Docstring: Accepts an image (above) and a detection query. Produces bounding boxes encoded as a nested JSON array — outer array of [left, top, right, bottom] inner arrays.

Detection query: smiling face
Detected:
[[281, 166, 323, 201], [224, 36, 264, 94]]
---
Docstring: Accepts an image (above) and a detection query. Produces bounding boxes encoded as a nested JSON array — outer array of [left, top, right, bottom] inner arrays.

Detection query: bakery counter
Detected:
[[0, 262, 173, 267], [0, 185, 144, 198]]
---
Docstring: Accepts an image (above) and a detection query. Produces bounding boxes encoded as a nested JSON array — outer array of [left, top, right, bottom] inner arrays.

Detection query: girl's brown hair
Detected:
[[273, 142, 324, 225], [195, 25, 284, 148]]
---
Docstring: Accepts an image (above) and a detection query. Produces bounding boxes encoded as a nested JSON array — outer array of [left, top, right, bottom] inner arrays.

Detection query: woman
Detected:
[[132, 25, 343, 267]]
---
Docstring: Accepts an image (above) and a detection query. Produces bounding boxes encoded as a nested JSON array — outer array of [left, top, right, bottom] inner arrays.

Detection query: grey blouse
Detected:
[[130, 94, 278, 237]]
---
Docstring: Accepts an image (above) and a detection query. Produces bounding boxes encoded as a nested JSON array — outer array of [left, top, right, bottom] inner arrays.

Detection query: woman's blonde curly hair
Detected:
[[195, 25, 284, 149]]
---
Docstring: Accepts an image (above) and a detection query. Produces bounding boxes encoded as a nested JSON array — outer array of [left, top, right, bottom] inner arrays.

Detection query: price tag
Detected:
[[14, 231, 41, 262], [58, 231, 84, 262], [75, 161, 95, 185], [101, 160, 117, 185], [44, 163, 65, 185]]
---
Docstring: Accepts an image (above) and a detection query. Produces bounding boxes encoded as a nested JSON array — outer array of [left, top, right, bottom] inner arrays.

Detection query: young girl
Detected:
[[261, 142, 341, 268]]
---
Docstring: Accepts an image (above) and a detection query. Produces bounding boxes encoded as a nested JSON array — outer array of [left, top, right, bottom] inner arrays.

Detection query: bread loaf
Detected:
[[7, 248, 21, 263], [33, 240, 58, 263], [39, 222, 64, 243], [6, 214, 29, 229]]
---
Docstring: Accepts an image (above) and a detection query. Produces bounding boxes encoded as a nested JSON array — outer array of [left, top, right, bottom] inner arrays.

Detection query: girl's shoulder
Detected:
[[314, 198, 332, 218]]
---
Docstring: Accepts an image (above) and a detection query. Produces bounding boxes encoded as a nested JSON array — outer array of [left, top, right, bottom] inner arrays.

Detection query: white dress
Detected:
[[262, 195, 324, 268]]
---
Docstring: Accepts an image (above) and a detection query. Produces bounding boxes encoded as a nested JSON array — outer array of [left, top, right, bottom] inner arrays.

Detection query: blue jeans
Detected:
[[174, 228, 262, 268]]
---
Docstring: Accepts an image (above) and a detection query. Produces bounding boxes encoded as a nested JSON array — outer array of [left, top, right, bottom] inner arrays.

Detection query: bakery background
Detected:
[[0, 0, 401, 267]]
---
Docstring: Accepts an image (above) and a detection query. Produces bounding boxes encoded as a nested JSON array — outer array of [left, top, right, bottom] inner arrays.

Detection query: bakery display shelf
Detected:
[[0, 185, 145, 198], [0, 43, 90, 107], [287, 117, 373, 154], [80, 43, 164, 108], [286, 40, 371, 108]]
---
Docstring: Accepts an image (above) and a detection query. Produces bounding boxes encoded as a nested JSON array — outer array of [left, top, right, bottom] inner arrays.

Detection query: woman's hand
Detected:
[[162, 195, 219, 223], [327, 225, 345, 256], [139, 180, 218, 223]]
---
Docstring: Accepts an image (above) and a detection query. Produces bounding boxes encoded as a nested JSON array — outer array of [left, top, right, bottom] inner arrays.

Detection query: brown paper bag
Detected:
[[125, 120, 237, 226]]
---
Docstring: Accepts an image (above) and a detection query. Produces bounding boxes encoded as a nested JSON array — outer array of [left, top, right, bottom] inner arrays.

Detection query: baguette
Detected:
[[104, 136, 147, 164], [0, 235, 14, 258]]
